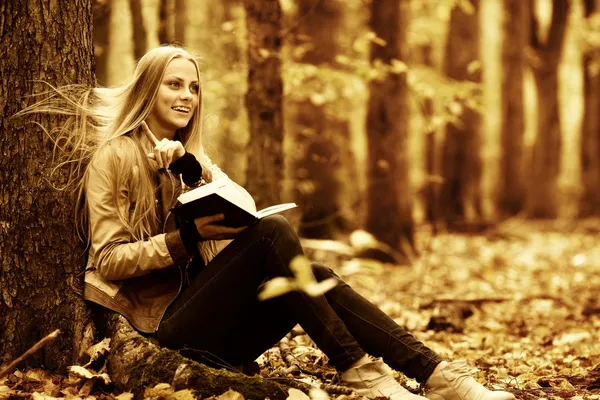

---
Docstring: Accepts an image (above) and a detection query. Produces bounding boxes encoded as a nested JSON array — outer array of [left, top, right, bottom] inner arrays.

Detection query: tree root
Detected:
[[105, 313, 292, 399]]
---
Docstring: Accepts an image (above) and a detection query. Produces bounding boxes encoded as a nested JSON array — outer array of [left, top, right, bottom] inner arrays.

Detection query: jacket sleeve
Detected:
[[87, 143, 191, 281]]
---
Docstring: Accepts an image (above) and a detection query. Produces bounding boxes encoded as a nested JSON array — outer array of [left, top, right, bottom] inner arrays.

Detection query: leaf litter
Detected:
[[4, 222, 600, 399]]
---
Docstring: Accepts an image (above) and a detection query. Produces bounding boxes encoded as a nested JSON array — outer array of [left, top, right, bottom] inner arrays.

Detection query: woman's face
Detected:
[[146, 57, 200, 139]]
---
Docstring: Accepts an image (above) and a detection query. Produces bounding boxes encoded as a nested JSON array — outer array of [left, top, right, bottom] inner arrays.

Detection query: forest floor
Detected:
[[2, 219, 600, 400]]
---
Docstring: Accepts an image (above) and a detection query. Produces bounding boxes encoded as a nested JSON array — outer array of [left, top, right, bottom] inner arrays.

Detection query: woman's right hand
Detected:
[[194, 214, 247, 240]]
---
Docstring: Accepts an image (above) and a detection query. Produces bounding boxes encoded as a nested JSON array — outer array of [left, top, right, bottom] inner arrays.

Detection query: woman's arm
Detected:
[[86, 142, 192, 281]]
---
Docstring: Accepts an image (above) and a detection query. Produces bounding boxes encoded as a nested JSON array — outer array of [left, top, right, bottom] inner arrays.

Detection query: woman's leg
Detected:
[[157, 215, 365, 371], [311, 263, 442, 382]]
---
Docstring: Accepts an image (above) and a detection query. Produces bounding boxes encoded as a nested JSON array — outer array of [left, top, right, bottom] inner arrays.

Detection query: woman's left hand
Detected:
[[141, 121, 186, 169]]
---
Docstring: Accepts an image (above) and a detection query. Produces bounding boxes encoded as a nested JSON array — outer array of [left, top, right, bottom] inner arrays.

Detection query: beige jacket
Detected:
[[83, 139, 251, 333]]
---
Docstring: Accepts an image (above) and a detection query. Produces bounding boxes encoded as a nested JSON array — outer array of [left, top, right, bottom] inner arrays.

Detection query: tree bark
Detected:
[[527, 0, 569, 217], [498, 0, 528, 215], [174, 0, 186, 44], [105, 314, 292, 399], [158, 0, 173, 44], [128, 0, 147, 59], [289, 0, 357, 238], [580, 0, 600, 216], [365, 0, 414, 252], [0, 0, 95, 371], [440, 0, 483, 225], [244, 0, 285, 208], [93, 0, 111, 86]]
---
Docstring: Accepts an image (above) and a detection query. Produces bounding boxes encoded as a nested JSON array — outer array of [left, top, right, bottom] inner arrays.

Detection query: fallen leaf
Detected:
[[287, 388, 310, 400], [115, 393, 134, 400], [84, 338, 111, 367], [68, 366, 111, 385], [172, 389, 198, 400], [308, 387, 329, 400], [144, 383, 174, 399], [0, 385, 15, 399], [216, 389, 244, 400]]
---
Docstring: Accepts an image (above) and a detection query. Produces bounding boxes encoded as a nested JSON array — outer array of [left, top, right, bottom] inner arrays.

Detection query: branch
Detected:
[[0, 329, 61, 379]]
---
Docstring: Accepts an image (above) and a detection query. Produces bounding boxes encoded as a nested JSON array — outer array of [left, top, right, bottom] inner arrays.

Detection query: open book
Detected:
[[172, 177, 297, 227]]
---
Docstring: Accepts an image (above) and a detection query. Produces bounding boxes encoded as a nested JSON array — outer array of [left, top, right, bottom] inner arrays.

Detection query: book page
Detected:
[[256, 203, 298, 218], [215, 183, 257, 216]]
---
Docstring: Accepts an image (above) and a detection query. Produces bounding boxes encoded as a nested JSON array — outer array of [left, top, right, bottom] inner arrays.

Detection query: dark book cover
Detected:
[[171, 193, 259, 228]]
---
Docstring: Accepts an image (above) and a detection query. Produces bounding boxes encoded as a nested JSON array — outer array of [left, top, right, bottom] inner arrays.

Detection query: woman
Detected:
[[22, 46, 514, 400]]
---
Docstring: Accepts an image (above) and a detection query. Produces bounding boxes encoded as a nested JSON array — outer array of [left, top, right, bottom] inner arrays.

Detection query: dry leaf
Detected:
[[68, 366, 111, 385], [31, 392, 60, 400], [308, 387, 329, 400], [144, 383, 175, 399], [216, 389, 245, 400], [287, 388, 310, 400], [172, 389, 198, 400], [115, 393, 134, 400], [0, 385, 15, 399], [84, 338, 111, 367]]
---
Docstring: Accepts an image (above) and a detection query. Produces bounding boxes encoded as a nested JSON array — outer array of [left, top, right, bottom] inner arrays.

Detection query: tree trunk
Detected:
[[244, 0, 285, 208], [440, 0, 483, 226], [580, 0, 600, 216], [289, 0, 357, 238], [93, 0, 111, 85], [174, 0, 186, 44], [365, 0, 414, 253], [0, 0, 95, 371], [128, 0, 147, 59], [158, 0, 173, 44], [527, 0, 569, 217], [498, 0, 528, 215], [105, 314, 292, 399]]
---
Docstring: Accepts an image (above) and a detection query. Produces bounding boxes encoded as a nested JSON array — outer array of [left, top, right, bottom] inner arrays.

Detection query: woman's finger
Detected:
[[141, 121, 160, 146], [153, 147, 163, 168], [166, 146, 176, 167]]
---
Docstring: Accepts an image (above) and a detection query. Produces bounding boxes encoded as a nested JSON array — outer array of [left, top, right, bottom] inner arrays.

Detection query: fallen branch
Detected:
[[421, 294, 575, 309], [0, 329, 61, 379]]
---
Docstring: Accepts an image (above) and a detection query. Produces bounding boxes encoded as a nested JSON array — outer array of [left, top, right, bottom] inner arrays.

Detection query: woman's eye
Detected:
[[190, 85, 199, 93], [169, 81, 180, 88]]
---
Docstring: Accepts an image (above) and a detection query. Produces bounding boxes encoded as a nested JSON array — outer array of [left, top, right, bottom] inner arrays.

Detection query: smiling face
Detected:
[[145, 57, 200, 140]]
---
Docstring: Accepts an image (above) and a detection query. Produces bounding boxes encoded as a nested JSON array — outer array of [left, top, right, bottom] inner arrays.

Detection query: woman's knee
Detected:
[[311, 262, 341, 282], [254, 215, 299, 244]]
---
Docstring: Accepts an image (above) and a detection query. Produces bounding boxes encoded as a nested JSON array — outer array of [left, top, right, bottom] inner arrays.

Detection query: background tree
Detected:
[[527, 0, 569, 217], [93, 0, 111, 85], [580, 0, 600, 216], [440, 0, 483, 226], [129, 0, 147, 59], [498, 0, 529, 216], [0, 0, 95, 370], [244, 0, 285, 208], [365, 0, 414, 253], [286, 0, 359, 238]]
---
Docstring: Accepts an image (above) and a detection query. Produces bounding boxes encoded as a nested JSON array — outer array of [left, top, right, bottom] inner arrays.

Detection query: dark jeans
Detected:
[[157, 215, 441, 381]]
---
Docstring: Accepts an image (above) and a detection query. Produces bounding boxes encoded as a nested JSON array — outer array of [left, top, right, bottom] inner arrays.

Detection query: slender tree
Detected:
[[128, 0, 147, 59], [580, 0, 600, 215], [93, 0, 111, 85], [0, 0, 95, 370], [174, 0, 186, 44], [244, 0, 285, 208], [527, 0, 569, 217], [289, 0, 358, 238], [498, 0, 529, 215], [365, 0, 414, 252], [440, 0, 483, 225]]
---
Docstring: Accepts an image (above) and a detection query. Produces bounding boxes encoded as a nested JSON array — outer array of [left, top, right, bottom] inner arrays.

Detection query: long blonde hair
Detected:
[[17, 45, 209, 242]]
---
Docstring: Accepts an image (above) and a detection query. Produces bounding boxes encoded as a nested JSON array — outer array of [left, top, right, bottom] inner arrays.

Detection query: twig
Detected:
[[0, 329, 61, 379], [279, 336, 300, 376]]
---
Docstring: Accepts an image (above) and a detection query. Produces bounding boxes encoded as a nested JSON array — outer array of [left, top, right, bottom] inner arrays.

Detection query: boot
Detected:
[[341, 358, 428, 400], [424, 361, 515, 400]]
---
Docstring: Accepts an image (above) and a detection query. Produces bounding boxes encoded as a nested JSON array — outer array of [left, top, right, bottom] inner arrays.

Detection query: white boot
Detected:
[[424, 361, 515, 400], [341, 358, 427, 400]]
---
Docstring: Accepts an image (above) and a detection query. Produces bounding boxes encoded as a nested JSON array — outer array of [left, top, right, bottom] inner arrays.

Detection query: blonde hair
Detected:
[[16, 45, 209, 242]]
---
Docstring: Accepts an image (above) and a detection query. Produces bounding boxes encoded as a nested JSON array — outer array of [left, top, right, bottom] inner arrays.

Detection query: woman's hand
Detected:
[[141, 121, 186, 169], [194, 214, 248, 240]]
